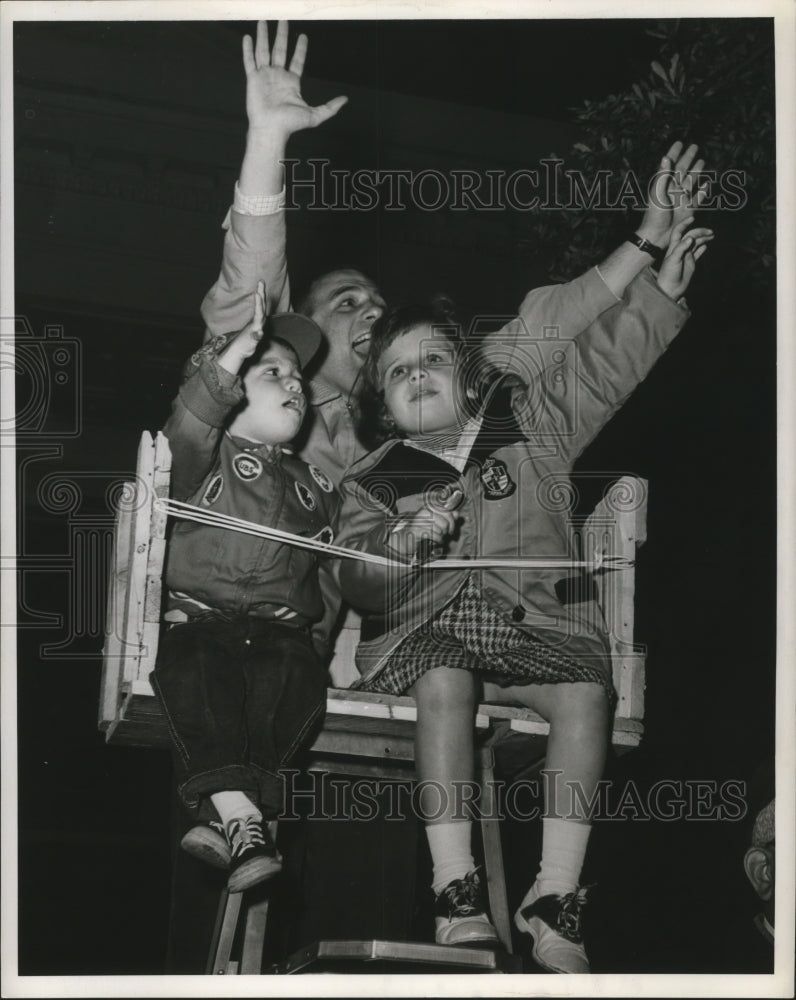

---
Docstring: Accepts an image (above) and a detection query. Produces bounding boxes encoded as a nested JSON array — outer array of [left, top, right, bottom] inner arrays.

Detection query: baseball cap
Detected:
[[267, 313, 323, 370]]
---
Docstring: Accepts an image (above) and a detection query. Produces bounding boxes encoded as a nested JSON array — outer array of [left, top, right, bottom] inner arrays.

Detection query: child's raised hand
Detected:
[[218, 281, 266, 374], [656, 218, 714, 303], [242, 21, 348, 139], [638, 142, 710, 250]]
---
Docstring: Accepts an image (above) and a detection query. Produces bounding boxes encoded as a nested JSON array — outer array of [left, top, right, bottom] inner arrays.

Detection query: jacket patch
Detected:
[[480, 458, 516, 500], [202, 473, 224, 506], [233, 453, 263, 481], [309, 464, 334, 493], [295, 481, 317, 511], [313, 525, 335, 546]]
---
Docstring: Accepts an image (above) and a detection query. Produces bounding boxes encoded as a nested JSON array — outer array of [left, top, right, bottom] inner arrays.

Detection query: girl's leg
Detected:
[[410, 666, 498, 945], [486, 679, 610, 972]]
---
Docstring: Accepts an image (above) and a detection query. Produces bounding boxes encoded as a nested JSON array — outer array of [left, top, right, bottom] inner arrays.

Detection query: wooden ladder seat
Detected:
[[98, 431, 649, 972], [100, 431, 648, 755]]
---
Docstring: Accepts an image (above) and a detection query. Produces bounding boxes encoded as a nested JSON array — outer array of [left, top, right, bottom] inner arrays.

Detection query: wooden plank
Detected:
[[98, 499, 132, 729], [615, 653, 646, 721], [208, 890, 243, 975], [141, 432, 171, 627], [309, 729, 417, 764], [582, 475, 648, 725], [328, 608, 362, 689], [138, 433, 170, 681], [478, 746, 512, 954], [279, 939, 514, 974], [240, 895, 271, 973], [115, 678, 641, 745], [122, 432, 155, 682]]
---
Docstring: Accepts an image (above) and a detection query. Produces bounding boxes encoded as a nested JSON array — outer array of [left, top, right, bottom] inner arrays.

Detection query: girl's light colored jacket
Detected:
[[335, 267, 689, 686]]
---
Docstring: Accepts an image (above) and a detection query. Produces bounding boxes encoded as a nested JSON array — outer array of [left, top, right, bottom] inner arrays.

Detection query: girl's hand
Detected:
[[217, 281, 266, 374], [656, 218, 714, 303], [638, 141, 710, 250], [385, 489, 464, 563]]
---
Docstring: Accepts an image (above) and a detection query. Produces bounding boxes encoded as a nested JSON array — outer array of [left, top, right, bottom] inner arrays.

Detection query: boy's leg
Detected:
[[152, 620, 261, 807], [221, 622, 325, 896], [240, 622, 328, 816], [485, 679, 610, 973], [411, 666, 498, 947], [151, 619, 262, 875]]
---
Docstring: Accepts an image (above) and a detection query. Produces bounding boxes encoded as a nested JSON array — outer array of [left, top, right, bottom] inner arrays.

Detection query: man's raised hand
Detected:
[[242, 20, 348, 139], [638, 141, 710, 251]]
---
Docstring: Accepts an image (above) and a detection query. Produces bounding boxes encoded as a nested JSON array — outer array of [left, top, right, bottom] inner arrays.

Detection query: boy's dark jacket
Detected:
[[162, 354, 340, 654], [335, 267, 689, 686]]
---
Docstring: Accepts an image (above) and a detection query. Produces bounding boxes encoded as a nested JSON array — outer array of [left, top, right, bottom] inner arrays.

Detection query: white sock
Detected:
[[426, 821, 475, 896], [536, 818, 591, 897], [210, 790, 262, 831]]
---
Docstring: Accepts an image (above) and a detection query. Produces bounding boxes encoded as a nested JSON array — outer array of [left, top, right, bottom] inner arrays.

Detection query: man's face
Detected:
[[307, 269, 386, 397], [228, 342, 307, 446]]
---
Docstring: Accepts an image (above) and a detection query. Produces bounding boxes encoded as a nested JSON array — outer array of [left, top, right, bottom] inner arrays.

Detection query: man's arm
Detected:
[[201, 21, 347, 341]]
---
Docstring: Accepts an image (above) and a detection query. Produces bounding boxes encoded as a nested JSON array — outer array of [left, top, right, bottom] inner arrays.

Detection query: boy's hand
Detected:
[[637, 141, 710, 251], [656, 219, 713, 302], [217, 281, 266, 374], [243, 21, 348, 140], [385, 489, 464, 563]]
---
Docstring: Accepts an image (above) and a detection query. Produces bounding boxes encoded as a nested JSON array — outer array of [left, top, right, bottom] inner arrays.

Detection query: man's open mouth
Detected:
[[411, 389, 437, 402], [283, 396, 304, 412], [351, 332, 371, 357]]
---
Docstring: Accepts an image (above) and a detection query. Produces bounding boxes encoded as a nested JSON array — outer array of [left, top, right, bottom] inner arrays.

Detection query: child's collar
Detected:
[[224, 430, 282, 463]]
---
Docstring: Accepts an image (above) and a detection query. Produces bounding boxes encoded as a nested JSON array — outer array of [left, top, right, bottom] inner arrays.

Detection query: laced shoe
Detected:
[[180, 820, 230, 869], [226, 815, 283, 893], [434, 869, 500, 947], [514, 881, 591, 973]]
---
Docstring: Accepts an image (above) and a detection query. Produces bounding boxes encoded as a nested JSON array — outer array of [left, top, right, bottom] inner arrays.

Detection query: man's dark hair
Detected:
[[293, 266, 375, 318]]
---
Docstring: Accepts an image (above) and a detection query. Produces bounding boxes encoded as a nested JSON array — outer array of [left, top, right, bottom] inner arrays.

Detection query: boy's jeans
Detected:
[[151, 617, 327, 821]]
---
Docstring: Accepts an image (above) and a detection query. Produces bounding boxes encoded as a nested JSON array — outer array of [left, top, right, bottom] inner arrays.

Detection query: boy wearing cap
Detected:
[[151, 283, 339, 894]]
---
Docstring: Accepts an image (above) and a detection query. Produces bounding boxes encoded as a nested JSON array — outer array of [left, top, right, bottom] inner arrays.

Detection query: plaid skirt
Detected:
[[356, 575, 615, 705]]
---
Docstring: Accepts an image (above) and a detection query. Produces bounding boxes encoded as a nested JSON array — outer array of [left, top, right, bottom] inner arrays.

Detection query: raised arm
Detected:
[[492, 141, 711, 377], [239, 21, 348, 197], [201, 21, 347, 341], [166, 286, 264, 498], [595, 140, 710, 297], [514, 222, 713, 463]]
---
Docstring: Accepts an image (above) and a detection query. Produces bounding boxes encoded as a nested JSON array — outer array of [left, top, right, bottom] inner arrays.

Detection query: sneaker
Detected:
[[514, 881, 591, 973], [434, 869, 500, 948], [226, 815, 283, 893], [180, 820, 230, 869]]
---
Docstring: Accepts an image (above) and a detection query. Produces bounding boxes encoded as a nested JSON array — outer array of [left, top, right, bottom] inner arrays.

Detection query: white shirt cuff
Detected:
[[233, 182, 286, 215]]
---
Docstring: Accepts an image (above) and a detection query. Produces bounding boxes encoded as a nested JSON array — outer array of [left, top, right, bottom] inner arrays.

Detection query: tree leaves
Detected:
[[514, 18, 775, 289]]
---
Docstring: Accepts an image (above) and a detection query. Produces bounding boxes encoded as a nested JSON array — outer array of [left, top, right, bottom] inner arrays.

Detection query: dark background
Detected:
[[11, 15, 778, 978]]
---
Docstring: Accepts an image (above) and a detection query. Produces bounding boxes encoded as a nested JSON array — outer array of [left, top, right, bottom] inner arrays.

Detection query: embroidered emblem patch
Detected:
[[309, 464, 334, 493], [312, 525, 335, 546], [202, 473, 224, 506], [233, 453, 263, 482], [480, 457, 516, 500], [295, 481, 317, 511]]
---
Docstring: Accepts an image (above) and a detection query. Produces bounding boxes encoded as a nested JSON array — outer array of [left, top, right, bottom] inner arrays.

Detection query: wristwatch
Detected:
[[628, 233, 665, 267]]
